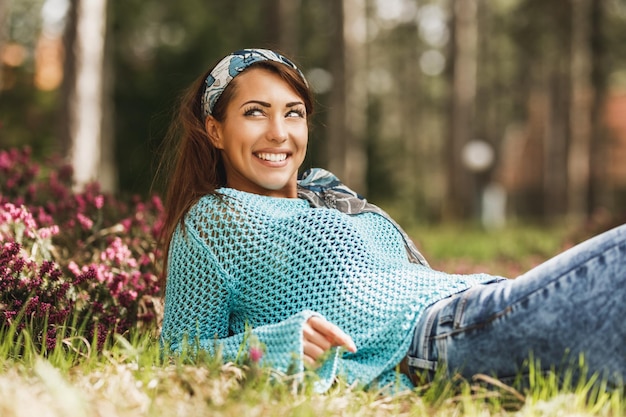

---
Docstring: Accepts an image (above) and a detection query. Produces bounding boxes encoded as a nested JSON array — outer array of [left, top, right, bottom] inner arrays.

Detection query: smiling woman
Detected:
[[204, 69, 309, 198], [157, 48, 626, 394]]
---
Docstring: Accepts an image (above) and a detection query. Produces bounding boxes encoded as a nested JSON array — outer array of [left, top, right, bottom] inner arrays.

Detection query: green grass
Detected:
[[1, 224, 624, 416], [1, 330, 623, 417], [411, 222, 569, 277]]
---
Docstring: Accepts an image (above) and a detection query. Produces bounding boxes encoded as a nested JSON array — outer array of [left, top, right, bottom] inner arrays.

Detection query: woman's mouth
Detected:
[[255, 152, 288, 162]]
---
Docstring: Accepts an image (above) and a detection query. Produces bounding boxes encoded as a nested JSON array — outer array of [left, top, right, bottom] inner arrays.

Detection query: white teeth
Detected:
[[256, 153, 287, 162]]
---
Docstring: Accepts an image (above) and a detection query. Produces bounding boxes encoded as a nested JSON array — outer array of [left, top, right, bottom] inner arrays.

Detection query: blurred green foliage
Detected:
[[2, 0, 626, 221]]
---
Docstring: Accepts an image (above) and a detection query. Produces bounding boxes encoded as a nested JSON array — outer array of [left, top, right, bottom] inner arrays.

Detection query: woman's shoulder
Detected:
[[188, 190, 243, 219], [188, 189, 309, 222]]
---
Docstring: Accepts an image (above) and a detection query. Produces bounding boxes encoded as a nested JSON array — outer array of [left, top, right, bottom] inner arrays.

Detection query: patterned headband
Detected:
[[201, 48, 307, 117]]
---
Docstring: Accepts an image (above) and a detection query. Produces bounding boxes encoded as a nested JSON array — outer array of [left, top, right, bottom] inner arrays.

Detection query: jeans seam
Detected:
[[408, 296, 451, 370]]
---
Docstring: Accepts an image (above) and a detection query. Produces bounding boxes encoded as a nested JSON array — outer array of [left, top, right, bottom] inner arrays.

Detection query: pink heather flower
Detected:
[[1, 203, 38, 238], [75, 195, 87, 212], [151, 195, 164, 212], [94, 195, 104, 209], [100, 237, 137, 267], [38, 225, 59, 239], [249, 346, 263, 363], [120, 218, 132, 232], [139, 254, 152, 266], [0, 151, 11, 169], [76, 213, 93, 230], [36, 208, 54, 225], [95, 263, 113, 284], [68, 261, 81, 276], [126, 289, 138, 301]]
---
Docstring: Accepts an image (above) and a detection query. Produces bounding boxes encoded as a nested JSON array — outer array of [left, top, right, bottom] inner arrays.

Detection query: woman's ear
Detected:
[[205, 116, 224, 149]]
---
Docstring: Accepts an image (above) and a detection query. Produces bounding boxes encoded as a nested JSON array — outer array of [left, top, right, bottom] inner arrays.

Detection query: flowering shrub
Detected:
[[0, 147, 163, 350]]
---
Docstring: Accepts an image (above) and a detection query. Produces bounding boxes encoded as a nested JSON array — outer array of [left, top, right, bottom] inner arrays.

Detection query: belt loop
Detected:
[[406, 356, 437, 371]]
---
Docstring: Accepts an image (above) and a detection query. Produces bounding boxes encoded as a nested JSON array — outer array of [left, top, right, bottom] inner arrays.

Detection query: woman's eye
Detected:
[[244, 107, 264, 116], [286, 109, 305, 118]]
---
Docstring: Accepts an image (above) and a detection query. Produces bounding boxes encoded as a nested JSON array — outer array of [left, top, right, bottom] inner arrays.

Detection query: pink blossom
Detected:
[[1, 203, 38, 238], [76, 213, 93, 230], [100, 237, 137, 268], [0, 151, 11, 169], [94, 195, 104, 209], [0, 146, 163, 349], [249, 346, 263, 363], [38, 225, 59, 239], [151, 195, 164, 212], [68, 261, 81, 276], [36, 208, 54, 225], [120, 218, 132, 232]]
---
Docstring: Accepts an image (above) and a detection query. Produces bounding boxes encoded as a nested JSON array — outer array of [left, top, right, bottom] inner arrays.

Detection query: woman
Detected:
[[159, 48, 626, 392]]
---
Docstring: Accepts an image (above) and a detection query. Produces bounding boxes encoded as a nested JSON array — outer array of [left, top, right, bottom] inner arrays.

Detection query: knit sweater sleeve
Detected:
[[160, 199, 323, 377]]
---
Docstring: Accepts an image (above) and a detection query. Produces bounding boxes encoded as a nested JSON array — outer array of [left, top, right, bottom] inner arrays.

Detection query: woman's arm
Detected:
[[161, 219, 344, 374]]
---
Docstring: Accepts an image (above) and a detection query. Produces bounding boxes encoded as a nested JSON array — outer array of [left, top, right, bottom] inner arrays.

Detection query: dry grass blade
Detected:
[[472, 373, 526, 402], [62, 336, 92, 359]]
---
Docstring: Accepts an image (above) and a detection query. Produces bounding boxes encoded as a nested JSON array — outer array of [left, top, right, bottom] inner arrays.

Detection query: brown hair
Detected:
[[156, 57, 314, 281]]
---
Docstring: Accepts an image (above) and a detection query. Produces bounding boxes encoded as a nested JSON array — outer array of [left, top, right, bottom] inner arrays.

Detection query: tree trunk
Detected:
[[445, 0, 478, 219], [59, 0, 78, 156], [341, 0, 368, 193], [588, 0, 609, 213], [568, 0, 593, 221], [69, 0, 111, 191], [326, 0, 368, 193], [99, 4, 116, 193], [0, 0, 7, 91], [326, 0, 347, 182], [543, 64, 569, 219], [266, 0, 300, 57]]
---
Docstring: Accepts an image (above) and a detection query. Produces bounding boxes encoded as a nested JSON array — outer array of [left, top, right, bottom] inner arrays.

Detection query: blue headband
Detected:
[[201, 48, 307, 117]]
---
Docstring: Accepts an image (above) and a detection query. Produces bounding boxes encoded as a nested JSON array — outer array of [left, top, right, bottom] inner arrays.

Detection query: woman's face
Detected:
[[206, 68, 309, 198]]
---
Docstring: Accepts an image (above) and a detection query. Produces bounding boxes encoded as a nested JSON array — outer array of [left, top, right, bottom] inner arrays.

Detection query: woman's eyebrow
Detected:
[[240, 100, 271, 108], [240, 100, 304, 108]]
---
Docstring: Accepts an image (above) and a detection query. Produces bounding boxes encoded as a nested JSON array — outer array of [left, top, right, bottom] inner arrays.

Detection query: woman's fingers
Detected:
[[306, 316, 357, 353], [302, 317, 357, 368]]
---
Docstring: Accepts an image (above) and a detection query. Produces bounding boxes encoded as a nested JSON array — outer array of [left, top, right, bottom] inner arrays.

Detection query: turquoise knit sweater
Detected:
[[161, 170, 497, 392]]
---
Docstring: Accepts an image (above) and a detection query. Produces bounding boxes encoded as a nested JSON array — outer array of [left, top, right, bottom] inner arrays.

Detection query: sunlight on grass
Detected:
[[0, 326, 624, 416]]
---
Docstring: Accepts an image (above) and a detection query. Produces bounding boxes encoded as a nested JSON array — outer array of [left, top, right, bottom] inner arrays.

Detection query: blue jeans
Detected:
[[406, 223, 626, 388]]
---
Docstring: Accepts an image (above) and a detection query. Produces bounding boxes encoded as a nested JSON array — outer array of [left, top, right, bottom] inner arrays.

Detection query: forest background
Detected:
[[2, 0, 626, 229]]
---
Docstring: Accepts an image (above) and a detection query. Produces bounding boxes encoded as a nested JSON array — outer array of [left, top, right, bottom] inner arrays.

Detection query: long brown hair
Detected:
[[156, 57, 314, 280]]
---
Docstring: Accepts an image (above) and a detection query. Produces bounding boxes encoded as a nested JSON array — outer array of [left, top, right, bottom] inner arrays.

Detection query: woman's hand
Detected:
[[303, 316, 357, 367]]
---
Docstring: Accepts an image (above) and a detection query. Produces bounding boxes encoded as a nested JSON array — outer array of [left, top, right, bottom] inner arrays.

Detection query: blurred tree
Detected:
[[2, 0, 625, 223], [0, 0, 55, 154], [0, 0, 7, 91], [506, 0, 571, 219], [66, 0, 111, 191], [325, 0, 368, 194], [444, 0, 478, 220], [568, 0, 594, 221], [266, 0, 300, 56], [589, 0, 611, 212], [503, 0, 613, 221]]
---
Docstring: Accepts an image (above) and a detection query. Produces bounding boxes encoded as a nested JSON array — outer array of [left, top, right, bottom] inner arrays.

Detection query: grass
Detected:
[[1, 224, 624, 416], [411, 222, 570, 277]]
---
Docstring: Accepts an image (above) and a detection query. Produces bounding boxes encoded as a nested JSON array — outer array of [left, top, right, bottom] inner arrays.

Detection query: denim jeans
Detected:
[[406, 223, 626, 388]]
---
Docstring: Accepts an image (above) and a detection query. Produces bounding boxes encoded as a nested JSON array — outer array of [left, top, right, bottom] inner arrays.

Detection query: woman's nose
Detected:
[[267, 118, 288, 142]]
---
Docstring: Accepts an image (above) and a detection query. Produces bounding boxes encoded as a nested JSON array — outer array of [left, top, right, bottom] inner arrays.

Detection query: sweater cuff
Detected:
[[251, 310, 339, 392], [252, 309, 319, 373]]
